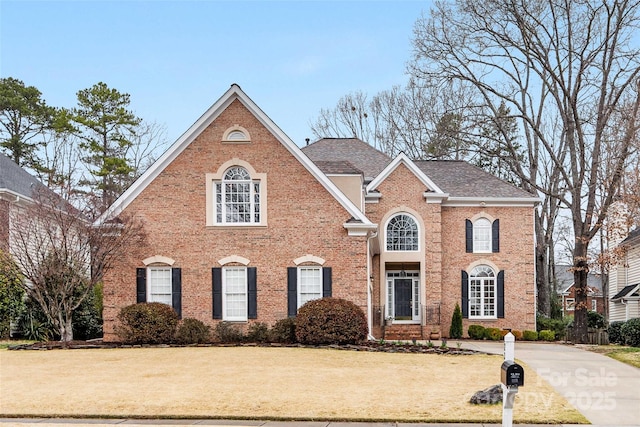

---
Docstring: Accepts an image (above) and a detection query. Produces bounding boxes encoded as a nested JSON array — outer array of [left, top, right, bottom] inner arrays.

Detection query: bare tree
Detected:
[[9, 187, 144, 341], [410, 0, 640, 342]]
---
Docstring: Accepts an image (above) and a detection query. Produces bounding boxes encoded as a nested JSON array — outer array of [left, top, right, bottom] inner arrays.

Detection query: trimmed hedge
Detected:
[[246, 322, 270, 343], [621, 318, 640, 347], [468, 325, 486, 340], [175, 318, 211, 344], [269, 317, 296, 343], [214, 321, 245, 343], [484, 327, 502, 341], [295, 297, 368, 345], [115, 302, 179, 344], [523, 330, 538, 341], [538, 329, 555, 341]]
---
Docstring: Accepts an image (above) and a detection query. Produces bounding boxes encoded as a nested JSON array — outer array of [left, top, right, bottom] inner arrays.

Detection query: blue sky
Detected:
[[0, 0, 430, 148]]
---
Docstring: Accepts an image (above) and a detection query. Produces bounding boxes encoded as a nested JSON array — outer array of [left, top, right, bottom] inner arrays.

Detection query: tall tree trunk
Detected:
[[535, 213, 550, 316], [573, 238, 589, 344]]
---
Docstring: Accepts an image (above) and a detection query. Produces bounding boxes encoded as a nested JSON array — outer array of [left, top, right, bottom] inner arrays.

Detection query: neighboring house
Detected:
[[0, 153, 51, 253], [555, 264, 605, 317], [609, 228, 640, 322], [97, 84, 539, 341]]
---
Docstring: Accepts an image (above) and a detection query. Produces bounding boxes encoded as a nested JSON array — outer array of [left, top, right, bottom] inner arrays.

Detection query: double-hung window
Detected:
[[223, 267, 248, 321], [298, 266, 323, 307], [148, 267, 172, 305]]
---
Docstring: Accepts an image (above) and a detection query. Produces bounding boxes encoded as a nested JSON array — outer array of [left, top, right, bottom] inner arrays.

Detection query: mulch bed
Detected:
[[7, 339, 484, 355]]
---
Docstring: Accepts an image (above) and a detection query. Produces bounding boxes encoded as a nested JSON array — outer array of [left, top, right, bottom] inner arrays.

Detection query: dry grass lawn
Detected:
[[0, 346, 587, 424]]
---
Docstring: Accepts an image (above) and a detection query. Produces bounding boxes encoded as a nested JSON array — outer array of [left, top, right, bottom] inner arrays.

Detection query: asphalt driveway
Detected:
[[459, 340, 640, 426]]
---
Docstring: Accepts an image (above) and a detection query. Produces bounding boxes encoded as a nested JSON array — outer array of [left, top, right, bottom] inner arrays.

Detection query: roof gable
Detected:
[[96, 84, 373, 230], [0, 153, 47, 200], [366, 152, 446, 199]]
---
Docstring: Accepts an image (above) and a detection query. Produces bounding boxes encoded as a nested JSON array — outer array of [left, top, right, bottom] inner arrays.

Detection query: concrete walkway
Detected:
[[458, 340, 640, 426], [0, 342, 638, 427]]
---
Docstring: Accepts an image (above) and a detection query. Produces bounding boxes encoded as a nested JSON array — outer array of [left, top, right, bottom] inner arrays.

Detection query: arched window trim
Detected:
[[473, 217, 492, 253], [468, 264, 497, 319], [222, 125, 251, 143], [385, 213, 420, 252]]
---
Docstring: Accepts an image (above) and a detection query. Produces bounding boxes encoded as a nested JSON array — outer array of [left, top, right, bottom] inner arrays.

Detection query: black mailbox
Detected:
[[501, 361, 524, 387]]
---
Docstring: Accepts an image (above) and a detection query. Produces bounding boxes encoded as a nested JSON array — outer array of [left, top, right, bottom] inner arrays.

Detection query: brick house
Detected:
[[555, 264, 605, 317], [98, 84, 538, 341]]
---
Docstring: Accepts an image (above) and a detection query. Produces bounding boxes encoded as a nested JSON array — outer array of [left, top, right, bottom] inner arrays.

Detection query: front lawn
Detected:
[[593, 345, 640, 368], [0, 346, 585, 424]]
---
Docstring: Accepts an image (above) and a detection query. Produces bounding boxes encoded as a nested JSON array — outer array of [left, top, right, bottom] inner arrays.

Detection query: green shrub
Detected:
[[468, 324, 486, 340], [214, 321, 245, 343], [72, 285, 103, 340], [175, 318, 211, 344], [449, 303, 463, 339], [587, 311, 605, 329], [0, 250, 25, 339], [621, 318, 640, 347], [269, 317, 297, 343], [246, 322, 269, 343], [15, 296, 55, 341], [295, 297, 367, 345], [608, 321, 625, 344], [512, 330, 523, 340], [115, 302, 179, 344], [537, 312, 571, 339], [539, 329, 556, 341], [523, 330, 538, 341], [484, 327, 502, 341]]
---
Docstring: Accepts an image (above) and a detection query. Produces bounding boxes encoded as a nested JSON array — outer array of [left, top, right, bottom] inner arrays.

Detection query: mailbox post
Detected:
[[501, 332, 524, 427]]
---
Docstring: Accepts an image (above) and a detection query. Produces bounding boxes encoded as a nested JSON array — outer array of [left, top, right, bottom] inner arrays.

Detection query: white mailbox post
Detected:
[[501, 332, 524, 427]]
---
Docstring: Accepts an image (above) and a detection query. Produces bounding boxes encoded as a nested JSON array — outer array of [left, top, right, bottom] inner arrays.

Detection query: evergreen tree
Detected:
[[449, 303, 463, 339]]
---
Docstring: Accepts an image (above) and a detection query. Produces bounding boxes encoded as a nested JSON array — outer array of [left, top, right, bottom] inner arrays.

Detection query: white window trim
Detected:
[[297, 266, 323, 309], [206, 159, 267, 227], [592, 299, 597, 311], [147, 266, 172, 306], [222, 266, 248, 321], [473, 218, 492, 253], [385, 213, 420, 252], [468, 266, 497, 320], [566, 298, 575, 311]]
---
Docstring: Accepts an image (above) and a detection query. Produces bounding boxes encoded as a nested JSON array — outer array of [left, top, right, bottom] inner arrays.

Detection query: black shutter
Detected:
[[171, 268, 182, 319], [212, 267, 222, 319], [492, 219, 500, 253], [497, 270, 505, 318], [136, 268, 146, 303], [465, 219, 473, 253], [248, 267, 257, 319], [322, 267, 332, 297], [287, 267, 297, 317], [461, 270, 469, 318]]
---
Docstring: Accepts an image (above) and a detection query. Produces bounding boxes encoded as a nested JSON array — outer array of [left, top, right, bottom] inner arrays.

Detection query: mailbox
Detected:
[[501, 360, 524, 387]]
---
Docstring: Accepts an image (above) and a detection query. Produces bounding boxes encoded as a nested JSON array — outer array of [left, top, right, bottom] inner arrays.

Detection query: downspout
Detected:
[[367, 230, 378, 340]]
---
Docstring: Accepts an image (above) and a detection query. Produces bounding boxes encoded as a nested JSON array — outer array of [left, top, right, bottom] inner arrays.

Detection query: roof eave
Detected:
[[442, 197, 540, 207]]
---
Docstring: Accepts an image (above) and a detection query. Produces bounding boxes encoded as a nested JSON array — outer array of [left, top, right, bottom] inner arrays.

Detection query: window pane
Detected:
[[386, 214, 419, 251], [149, 267, 172, 305], [469, 265, 496, 318], [299, 267, 322, 307], [473, 218, 491, 252], [216, 167, 261, 224], [224, 268, 247, 319]]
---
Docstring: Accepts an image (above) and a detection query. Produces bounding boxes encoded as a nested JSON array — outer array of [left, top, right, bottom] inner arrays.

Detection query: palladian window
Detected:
[[215, 167, 261, 224], [386, 214, 419, 251]]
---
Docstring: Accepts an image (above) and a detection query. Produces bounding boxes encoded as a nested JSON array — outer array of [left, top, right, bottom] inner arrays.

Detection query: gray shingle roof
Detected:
[[414, 160, 536, 198], [611, 284, 640, 300], [313, 161, 363, 175], [302, 138, 391, 181], [0, 152, 46, 198], [555, 264, 603, 293]]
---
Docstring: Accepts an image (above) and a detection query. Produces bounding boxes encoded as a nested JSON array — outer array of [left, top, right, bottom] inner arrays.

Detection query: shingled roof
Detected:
[[414, 160, 536, 199], [0, 152, 47, 199], [313, 161, 363, 175], [302, 138, 390, 181]]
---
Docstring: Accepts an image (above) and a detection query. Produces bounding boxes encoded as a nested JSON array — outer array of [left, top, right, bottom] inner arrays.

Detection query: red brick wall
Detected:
[[0, 200, 9, 252], [102, 100, 369, 340]]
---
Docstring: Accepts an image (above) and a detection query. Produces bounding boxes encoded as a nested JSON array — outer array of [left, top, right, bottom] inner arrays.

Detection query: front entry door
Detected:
[[395, 279, 413, 319]]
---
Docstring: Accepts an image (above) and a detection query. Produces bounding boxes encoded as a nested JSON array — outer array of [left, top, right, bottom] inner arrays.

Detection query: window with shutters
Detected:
[[148, 267, 172, 305], [469, 265, 496, 319], [386, 214, 419, 251], [223, 267, 248, 321], [298, 266, 322, 308], [473, 218, 491, 253]]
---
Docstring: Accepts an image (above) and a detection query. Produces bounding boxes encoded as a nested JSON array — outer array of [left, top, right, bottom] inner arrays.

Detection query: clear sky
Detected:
[[0, 0, 431, 148]]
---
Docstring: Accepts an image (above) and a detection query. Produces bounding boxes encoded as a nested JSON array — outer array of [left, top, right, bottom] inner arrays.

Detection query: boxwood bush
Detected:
[[295, 297, 367, 345], [175, 318, 211, 344], [621, 318, 640, 347], [246, 322, 269, 343], [214, 321, 245, 343], [468, 324, 486, 340], [484, 327, 502, 341], [608, 321, 625, 344], [268, 317, 297, 343], [538, 329, 556, 341], [523, 330, 538, 341], [115, 302, 179, 344]]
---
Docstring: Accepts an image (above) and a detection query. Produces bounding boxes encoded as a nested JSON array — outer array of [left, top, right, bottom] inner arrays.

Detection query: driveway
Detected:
[[459, 340, 640, 426]]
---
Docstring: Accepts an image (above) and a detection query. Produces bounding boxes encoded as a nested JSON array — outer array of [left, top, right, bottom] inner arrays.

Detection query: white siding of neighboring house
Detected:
[[609, 246, 640, 322]]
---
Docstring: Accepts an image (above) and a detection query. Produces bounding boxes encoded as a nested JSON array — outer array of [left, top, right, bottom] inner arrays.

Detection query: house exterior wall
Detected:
[[561, 285, 605, 316], [102, 100, 369, 340], [440, 205, 536, 336], [610, 246, 640, 322], [0, 200, 8, 252], [327, 175, 363, 211]]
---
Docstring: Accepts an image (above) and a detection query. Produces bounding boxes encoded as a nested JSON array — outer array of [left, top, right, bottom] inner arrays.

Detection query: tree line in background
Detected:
[[0, 78, 167, 217], [310, 0, 640, 343], [0, 79, 157, 341]]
